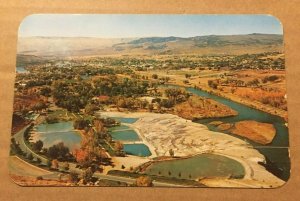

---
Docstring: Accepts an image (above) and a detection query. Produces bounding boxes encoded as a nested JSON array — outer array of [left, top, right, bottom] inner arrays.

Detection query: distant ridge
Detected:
[[17, 34, 283, 57]]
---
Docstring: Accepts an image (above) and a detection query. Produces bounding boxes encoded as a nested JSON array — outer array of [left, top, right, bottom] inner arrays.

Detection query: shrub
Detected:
[[81, 167, 94, 184], [134, 176, 153, 187], [208, 80, 218, 89], [73, 118, 89, 130], [36, 176, 43, 180], [47, 142, 70, 160], [27, 153, 33, 160], [32, 140, 44, 152], [68, 171, 79, 183], [63, 162, 70, 171], [152, 74, 158, 79], [51, 159, 59, 169], [183, 80, 189, 84], [46, 160, 52, 168], [36, 158, 41, 164]]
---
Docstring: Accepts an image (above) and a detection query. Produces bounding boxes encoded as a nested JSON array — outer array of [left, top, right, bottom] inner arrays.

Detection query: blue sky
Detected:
[[19, 14, 283, 38]]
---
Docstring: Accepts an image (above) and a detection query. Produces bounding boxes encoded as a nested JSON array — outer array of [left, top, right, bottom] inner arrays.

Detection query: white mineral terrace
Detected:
[[99, 111, 285, 188]]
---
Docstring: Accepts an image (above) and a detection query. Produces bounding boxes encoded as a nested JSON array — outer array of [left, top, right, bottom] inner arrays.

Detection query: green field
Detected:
[[144, 154, 245, 180]]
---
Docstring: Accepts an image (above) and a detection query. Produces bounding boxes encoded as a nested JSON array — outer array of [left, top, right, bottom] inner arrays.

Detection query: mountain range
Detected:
[[17, 33, 283, 58]]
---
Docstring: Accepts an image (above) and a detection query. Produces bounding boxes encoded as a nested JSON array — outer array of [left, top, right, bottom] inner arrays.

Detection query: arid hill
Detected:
[[17, 34, 283, 58]]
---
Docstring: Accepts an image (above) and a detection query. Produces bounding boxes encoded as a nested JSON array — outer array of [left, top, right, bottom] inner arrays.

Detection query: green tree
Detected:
[[63, 162, 70, 171], [36, 157, 41, 164], [73, 118, 89, 130], [47, 142, 70, 160], [32, 140, 43, 152], [10, 138, 23, 155], [46, 159, 52, 168], [169, 149, 174, 157], [208, 80, 218, 89], [27, 153, 33, 160], [40, 87, 52, 97], [68, 171, 79, 183], [185, 74, 192, 79], [32, 101, 47, 112], [152, 74, 158, 79], [84, 103, 98, 115], [165, 88, 189, 104], [81, 167, 94, 184]]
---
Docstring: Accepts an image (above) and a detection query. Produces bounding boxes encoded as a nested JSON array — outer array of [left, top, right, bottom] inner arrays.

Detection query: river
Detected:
[[165, 85, 290, 181]]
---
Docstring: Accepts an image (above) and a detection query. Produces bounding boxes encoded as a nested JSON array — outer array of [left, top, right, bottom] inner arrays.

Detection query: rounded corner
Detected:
[[266, 14, 284, 32], [9, 173, 27, 187], [18, 14, 40, 37], [271, 173, 291, 189]]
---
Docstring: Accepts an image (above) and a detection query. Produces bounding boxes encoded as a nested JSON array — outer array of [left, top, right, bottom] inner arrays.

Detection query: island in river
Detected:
[[210, 120, 276, 145]]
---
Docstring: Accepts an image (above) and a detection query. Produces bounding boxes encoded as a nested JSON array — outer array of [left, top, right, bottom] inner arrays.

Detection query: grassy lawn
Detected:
[[47, 109, 69, 119], [47, 109, 87, 121], [167, 70, 200, 76]]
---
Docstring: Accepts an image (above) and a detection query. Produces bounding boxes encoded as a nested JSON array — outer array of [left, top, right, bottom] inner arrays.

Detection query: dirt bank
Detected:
[[174, 96, 238, 120], [231, 120, 276, 145]]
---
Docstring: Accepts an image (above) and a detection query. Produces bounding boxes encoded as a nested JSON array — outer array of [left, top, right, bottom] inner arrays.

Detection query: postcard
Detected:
[[9, 14, 289, 188]]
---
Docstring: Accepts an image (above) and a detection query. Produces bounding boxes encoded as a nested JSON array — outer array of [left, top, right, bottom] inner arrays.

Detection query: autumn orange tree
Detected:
[[114, 141, 125, 156], [51, 159, 59, 170], [134, 176, 153, 187], [74, 127, 109, 169], [93, 118, 107, 140]]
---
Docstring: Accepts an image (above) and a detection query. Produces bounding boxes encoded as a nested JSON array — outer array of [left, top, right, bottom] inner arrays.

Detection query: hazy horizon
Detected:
[[19, 32, 283, 39], [19, 15, 283, 38]]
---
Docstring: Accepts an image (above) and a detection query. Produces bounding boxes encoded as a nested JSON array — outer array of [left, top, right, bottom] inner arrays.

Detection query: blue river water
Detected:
[[164, 85, 290, 181]]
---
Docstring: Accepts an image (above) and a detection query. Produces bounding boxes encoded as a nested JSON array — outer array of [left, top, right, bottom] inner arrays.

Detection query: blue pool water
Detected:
[[110, 129, 140, 141], [34, 122, 82, 151], [123, 144, 152, 157], [112, 117, 138, 124]]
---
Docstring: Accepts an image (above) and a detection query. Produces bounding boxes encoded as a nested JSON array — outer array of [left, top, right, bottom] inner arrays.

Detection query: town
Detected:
[[10, 50, 288, 187]]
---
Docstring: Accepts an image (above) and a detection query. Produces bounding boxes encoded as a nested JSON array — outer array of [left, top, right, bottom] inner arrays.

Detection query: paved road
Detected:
[[13, 125, 49, 164], [12, 125, 188, 187], [94, 172, 189, 187]]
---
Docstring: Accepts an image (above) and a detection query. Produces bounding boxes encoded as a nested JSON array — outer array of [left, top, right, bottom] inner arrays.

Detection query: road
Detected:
[[13, 125, 49, 164], [12, 125, 189, 187]]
